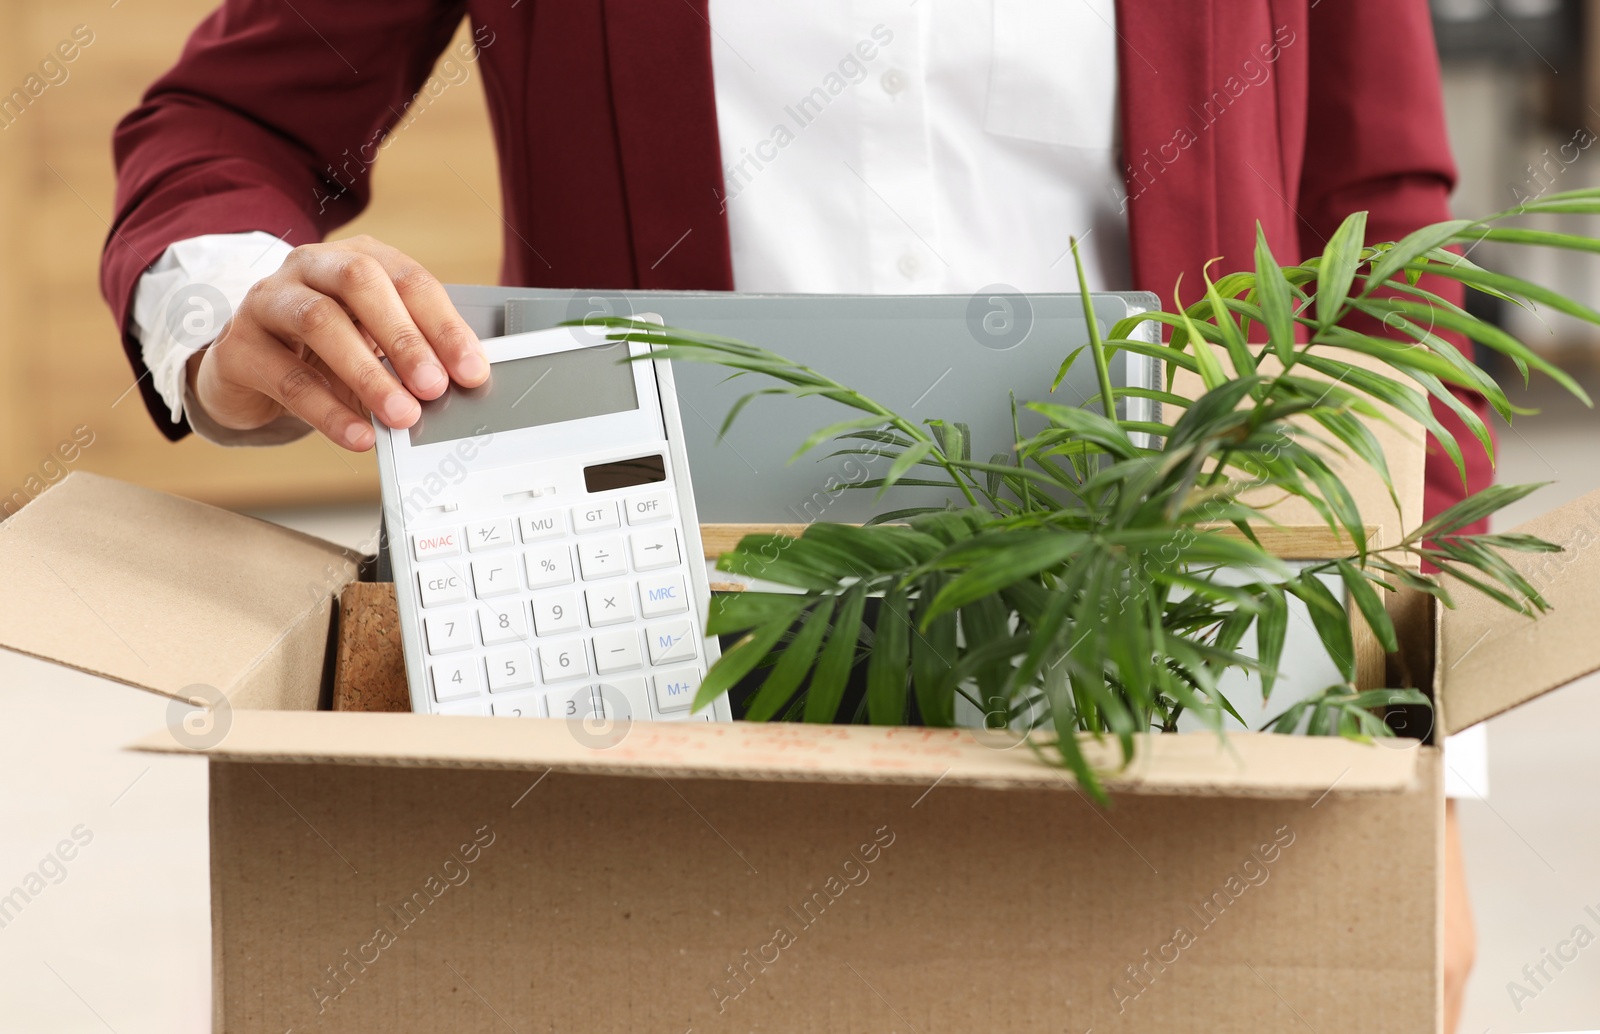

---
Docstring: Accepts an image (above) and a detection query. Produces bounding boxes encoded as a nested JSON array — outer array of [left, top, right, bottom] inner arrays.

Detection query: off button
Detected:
[[626, 489, 672, 525]]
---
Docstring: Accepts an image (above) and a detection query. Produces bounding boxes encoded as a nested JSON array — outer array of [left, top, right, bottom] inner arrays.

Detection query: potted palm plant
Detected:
[[595, 193, 1599, 796]]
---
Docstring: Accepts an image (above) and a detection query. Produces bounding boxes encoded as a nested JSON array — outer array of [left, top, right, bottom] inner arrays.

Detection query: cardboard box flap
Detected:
[[130, 711, 1419, 797], [1438, 486, 1600, 734], [0, 472, 358, 708]]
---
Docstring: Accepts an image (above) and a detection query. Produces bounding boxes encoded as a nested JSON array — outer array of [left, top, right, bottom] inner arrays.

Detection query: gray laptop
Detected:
[[445, 287, 1162, 524]]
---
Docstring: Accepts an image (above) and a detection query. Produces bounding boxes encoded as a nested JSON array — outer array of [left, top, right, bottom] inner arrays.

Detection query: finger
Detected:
[[242, 341, 376, 451], [254, 279, 421, 430], [324, 236, 487, 393]]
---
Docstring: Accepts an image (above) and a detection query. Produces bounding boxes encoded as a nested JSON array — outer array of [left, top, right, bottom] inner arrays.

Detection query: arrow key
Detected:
[[629, 526, 679, 572]]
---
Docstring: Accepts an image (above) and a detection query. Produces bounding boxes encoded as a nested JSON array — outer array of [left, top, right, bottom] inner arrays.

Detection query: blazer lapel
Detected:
[[1114, 0, 1220, 308], [600, 0, 734, 290]]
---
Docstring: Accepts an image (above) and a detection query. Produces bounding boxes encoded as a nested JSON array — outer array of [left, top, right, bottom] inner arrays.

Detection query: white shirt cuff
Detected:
[[1443, 723, 1490, 800], [128, 231, 297, 441]]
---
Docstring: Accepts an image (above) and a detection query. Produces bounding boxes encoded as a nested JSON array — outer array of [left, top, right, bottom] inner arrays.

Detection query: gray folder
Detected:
[[445, 286, 1162, 525]]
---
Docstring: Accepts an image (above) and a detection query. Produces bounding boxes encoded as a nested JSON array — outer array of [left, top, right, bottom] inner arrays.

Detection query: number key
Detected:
[[478, 601, 529, 646], [539, 637, 590, 682], [532, 591, 581, 636], [485, 646, 537, 692], [424, 610, 474, 654], [430, 658, 481, 703]]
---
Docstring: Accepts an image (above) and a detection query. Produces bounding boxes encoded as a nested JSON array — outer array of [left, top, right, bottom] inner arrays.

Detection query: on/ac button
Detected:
[[413, 528, 460, 561], [625, 490, 673, 524]]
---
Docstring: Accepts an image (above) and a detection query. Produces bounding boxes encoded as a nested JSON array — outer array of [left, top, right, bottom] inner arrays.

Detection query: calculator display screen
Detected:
[[409, 342, 639, 446]]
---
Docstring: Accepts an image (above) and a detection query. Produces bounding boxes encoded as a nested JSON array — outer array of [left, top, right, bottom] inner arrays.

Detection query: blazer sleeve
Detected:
[[1295, 0, 1493, 533], [101, 0, 471, 440]]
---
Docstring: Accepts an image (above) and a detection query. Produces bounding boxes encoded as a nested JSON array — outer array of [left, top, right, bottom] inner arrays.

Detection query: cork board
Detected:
[[331, 582, 409, 712]]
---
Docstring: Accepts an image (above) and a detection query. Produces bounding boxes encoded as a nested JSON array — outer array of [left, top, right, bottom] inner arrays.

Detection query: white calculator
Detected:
[[373, 321, 730, 723]]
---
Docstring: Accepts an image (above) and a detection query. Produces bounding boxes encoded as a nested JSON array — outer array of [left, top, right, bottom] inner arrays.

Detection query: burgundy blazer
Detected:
[[102, 0, 1488, 525]]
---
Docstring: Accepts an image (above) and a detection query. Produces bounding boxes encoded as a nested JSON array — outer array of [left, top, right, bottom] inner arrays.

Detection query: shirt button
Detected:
[[880, 69, 907, 95], [897, 252, 921, 278]]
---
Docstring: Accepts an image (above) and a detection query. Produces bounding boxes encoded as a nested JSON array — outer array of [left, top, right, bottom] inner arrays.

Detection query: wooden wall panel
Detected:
[[1, 1, 501, 511]]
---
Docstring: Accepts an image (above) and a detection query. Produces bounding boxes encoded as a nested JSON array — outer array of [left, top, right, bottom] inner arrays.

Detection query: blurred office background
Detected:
[[2, 1, 1600, 1031]]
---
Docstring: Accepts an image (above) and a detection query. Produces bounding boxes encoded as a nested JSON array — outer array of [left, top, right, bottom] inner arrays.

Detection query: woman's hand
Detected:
[[185, 235, 488, 450]]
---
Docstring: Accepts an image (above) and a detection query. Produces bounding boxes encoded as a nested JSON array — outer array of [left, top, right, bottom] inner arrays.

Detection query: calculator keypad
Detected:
[[409, 490, 708, 720]]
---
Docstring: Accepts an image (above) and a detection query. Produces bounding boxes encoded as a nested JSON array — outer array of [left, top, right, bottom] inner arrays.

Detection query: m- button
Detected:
[[571, 502, 620, 533], [625, 490, 672, 525]]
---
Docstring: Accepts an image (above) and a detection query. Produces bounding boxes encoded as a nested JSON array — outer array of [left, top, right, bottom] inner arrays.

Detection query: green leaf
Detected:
[[695, 618, 794, 712], [1255, 586, 1288, 701], [880, 441, 936, 495], [1316, 211, 1369, 329], [1286, 571, 1356, 682], [1408, 483, 1550, 544], [867, 585, 912, 724], [743, 598, 835, 721], [910, 578, 958, 727], [805, 587, 867, 721], [706, 591, 812, 636], [924, 532, 1089, 621], [1253, 225, 1297, 363], [1336, 560, 1398, 653]]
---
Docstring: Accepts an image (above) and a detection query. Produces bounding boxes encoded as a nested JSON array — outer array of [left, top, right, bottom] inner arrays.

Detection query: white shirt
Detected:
[[126, 0, 1487, 794], [131, 0, 1128, 437]]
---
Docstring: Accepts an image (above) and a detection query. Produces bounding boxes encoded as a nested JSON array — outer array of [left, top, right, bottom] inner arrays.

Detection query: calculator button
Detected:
[[478, 601, 530, 646], [624, 490, 673, 525], [539, 637, 590, 682], [629, 526, 679, 572], [519, 508, 564, 542], [572, 502, 620, 533], [577, 538, 627, 580], [592, 629, 643, 675], [431, 658, 481, 702], [547, 686, 598, 720], [637, 573, 689, 618], [424, 611, 474, 654], [437, 699, 490, 716], [525, 544, 575, 589], [653, 667, 702, 713], [532, 592, 581, 636], [492, 696, 546, 718], [485, 646, 537, 692], [471, 557, 519, 598], [418, 563, 468, 608], [585, 585, 635, 626], [646, 619, 699, 665], [412, 528, 461, 562], [595, 676, 652, 719], [467, 518, 514, 552]]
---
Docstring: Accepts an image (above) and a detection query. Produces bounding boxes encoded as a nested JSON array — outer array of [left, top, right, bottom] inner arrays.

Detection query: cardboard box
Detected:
[[4, 471, 1597, 1033]]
